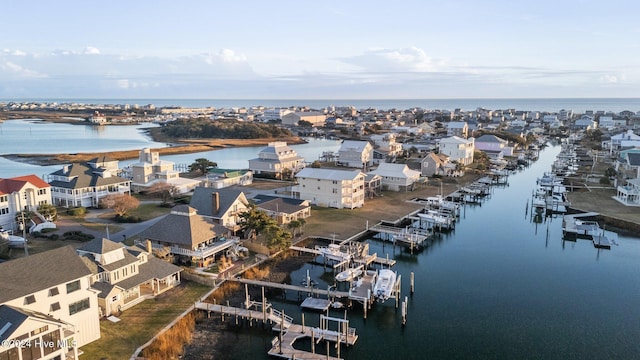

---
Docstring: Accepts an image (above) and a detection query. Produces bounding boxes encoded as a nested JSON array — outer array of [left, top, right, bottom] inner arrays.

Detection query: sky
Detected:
[[2, 0, 639, 100]]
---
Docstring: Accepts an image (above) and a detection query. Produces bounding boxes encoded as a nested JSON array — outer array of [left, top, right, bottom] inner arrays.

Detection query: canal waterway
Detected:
[[188, 144, 640, 360]]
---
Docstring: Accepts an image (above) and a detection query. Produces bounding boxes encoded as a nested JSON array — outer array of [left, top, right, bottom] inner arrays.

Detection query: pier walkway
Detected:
[[230, 277, 350, 298]]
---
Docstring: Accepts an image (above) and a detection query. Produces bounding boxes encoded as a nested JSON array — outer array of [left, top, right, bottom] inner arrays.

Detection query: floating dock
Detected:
[[562, 212, 618, 249]]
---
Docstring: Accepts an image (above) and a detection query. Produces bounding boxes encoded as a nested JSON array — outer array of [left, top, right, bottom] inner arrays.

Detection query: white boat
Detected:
[[315, 243, 352, 262], [0, 231, 27, 248], [335, 266, 363, 282], [373, 269, 397, 301]]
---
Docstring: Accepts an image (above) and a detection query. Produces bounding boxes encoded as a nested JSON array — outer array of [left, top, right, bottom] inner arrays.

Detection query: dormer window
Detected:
[[24, 295, 36, 305], [48, 287, 59, 296]]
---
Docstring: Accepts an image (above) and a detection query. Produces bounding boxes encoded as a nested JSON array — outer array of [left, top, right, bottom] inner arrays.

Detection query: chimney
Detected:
[[212, 192, 220, 214], [146, 240, 153, 254]]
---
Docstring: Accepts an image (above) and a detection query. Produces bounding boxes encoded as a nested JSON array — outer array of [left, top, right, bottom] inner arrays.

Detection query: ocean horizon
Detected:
[[3, 97, 640, 113]]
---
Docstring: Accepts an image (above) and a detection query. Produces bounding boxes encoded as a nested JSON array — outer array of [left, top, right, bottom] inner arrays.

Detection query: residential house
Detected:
[[605, 130, 640, 155], [367, 163, 422, 192], [76, 238, 182, 317], [614, 149, 640, 206], [129, 148, 201, 194], [474, 134, 512, 159], [281, 111, 327, 126], [203, 169, 253, 189], [141, 205, 236, 267], [370, 133, 404, 158], [447, 121, 469, 138], [407, 152, 451, 177], [189, 187, 250, 232], [0, 175, 53, 233], [294, 168, 365, 209], [0, 246, 101, 356], [364, 173, 382, 198], [573, 116, 597, 131], [337, 140, 374, 169], [251, 194, 311, 225], [48, 162, 131, 208], [438, 136, 475, 166], [248, 142, 305, 179]]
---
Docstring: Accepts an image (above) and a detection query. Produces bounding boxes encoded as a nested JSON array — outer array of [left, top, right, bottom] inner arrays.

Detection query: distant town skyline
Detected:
[[2, 0, 639, 99]]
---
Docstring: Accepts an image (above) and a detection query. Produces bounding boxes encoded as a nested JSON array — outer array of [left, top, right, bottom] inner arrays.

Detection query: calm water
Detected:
[[5, 98, 640, 113], [0, 119, 342, 178], [189, 145, 640, 360]]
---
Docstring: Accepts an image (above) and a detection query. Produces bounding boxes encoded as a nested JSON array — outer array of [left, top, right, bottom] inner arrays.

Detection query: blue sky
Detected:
[[2, 0, 639, 99]]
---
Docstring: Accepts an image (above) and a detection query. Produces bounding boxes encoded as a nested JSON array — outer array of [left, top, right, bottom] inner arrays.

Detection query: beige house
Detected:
[[77, 238, 182, 317], [294, 168, 365, 209], [130, 148, 201, 194], [189, 188, 250, 231], [0, 246, 101, 358], [248, 142, 305, 179], [252, 194, 311, 225], [281, 111, 326, 126]]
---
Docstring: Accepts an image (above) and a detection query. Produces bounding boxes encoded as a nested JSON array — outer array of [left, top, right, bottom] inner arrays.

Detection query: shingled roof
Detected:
[[48, 162, 129, 189], [141, 205, 217, 248], [189, 187, 247, 218], [0, 246, 92, 304]]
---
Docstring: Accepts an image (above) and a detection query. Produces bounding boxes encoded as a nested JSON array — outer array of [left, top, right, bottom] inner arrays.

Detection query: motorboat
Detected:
[[335, 266, 363, 282], [373, 269, 397, 301], [315, 243, 352, 262]]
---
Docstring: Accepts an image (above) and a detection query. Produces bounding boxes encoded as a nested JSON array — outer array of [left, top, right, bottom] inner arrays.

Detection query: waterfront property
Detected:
[[128, 147, 201, 194], [367, 163, 422, 192], [0, 174, 54, 233], [0, 246, 101, 356], [438, 136, 474, 166], [189, 187, 250, 232], [336, 140, 374, 169], [76, 238, 182, 317], [248, 142, 305, 179], [252, 194, 311, 225], [294, 168, 365, 209], [48, 161, 131, 208], [140, 205, 238, 267]]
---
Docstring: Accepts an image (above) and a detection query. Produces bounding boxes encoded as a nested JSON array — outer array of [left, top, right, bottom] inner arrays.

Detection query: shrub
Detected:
[[67, 207, 86, 216], [62, 231, 95, 242], [49, 234, 59, 240], [115, 214, 142, 223]]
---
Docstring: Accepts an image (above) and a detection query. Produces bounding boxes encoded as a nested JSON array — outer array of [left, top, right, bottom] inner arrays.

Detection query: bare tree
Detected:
[[147, 182, 178, 204], [100, 194, 140, 216]]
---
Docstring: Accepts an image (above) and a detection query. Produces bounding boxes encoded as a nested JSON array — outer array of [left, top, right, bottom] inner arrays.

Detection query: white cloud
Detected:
[[1, 61, 47, 78], [341, 46, 443, 72], [84, 46, 101, 55]]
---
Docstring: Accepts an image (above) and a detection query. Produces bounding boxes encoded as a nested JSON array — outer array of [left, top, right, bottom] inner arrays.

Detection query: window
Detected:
[[38, 189, 47, 195], [50, 302, 61, 312], [0, 208, 8, 215], [24, 295, 36, 305], [30, 325, 48, 336], [0, 195, 7, 202], [66, 280, 80, 294], [41, 330, 61, 356], [69, 298, 90, 315]]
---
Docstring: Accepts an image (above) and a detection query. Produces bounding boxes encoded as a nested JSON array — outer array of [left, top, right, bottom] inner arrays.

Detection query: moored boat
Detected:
[[373, 269, 397, 301]]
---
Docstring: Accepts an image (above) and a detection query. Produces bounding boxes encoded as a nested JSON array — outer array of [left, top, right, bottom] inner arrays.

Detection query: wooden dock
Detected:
[[562, 212, 618, 249], [230, 277, 350, 298]]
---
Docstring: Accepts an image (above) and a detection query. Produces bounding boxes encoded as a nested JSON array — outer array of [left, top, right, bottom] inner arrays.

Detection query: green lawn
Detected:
[[127, 203, 173, 221], [80, 281, 211, 360]]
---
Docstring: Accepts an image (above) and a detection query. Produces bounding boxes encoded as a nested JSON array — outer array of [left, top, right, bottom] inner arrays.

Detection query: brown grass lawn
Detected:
[[80, 281, 211, 360]]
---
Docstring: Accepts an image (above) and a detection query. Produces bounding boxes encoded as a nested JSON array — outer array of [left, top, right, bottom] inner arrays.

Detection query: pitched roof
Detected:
[[115, 257, 182, 290], [339, 140, 371, 153], [253, 195, 309, 215], [0, 246, 92, 303], [475, 134, 508, 144], [48, 163, 129, 189], [295, 168, 364, 181], [0, 175, 50, 195], [78, 237, 124, 254], [627, 152, 640, 166], [368, 163, 422, 179], [189, 187, 247, 218], [141, 205, 217, 247], [0, 305, 68, 342]]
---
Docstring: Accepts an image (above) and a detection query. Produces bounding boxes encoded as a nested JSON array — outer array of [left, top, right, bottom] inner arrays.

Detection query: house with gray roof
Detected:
[[251, 194, 311, 225], [248, 142, 305, 179], [48, 161, 131, 208], [0, 246, 101, 353], [294, 168, 365, 209], [337, 140, 374, 169], [189, 187, 250, 231], [367, 163, 422, 192], [76, 238, 182, 317], [141, 205, 237, 267]]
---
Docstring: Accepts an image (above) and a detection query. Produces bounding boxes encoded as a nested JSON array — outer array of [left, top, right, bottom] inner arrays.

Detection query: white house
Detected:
[[474, 134, 514, 158], [0, 175, 53, 233], [337, 140, 374, 169], [248, 142, 305, 179], [438, 136, 475, 166], [447, 122, 469, 138], [130, 148, 201, 194], [369, 133, 404, 158], [281, 111, 326, 126], [294, 168, 365, 209], [605, 130, 640, 155], [0, 246, 101, 357], [367, 163, 422, 192]]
